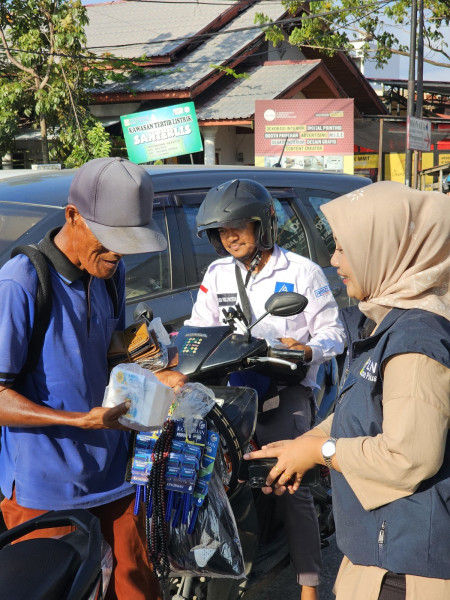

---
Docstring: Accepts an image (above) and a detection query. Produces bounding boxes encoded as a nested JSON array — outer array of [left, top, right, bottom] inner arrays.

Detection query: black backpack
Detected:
[[10, 244, 119, 375]]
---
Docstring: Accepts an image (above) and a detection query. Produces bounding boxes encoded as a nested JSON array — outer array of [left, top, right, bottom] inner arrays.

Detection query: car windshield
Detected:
[[0, 203, 56, 256]]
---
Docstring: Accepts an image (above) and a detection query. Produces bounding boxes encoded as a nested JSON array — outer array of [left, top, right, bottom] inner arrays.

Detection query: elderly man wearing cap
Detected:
[[0, 158, 186, 600]]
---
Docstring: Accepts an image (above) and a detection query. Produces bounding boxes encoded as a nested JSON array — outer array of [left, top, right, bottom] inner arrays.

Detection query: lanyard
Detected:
[[234, 251, 261, 325], [234, 263, 252, 325]]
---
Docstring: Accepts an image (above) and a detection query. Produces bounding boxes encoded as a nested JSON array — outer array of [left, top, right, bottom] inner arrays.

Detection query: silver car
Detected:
[[0, 164, 370, 329]]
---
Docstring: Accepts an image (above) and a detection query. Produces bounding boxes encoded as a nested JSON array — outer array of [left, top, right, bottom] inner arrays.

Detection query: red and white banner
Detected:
[[255, 99, 354, 173]]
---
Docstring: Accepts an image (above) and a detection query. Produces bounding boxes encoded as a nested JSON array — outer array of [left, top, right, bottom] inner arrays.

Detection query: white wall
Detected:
[[211, 126, 256, 165], [267, 40, 306, 62]]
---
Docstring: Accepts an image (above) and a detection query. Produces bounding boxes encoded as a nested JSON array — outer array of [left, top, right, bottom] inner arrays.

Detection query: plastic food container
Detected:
[[103, 363, 175, 430]]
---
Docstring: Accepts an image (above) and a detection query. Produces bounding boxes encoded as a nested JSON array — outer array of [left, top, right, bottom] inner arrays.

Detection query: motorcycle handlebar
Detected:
[[268, 347, 306, 362]]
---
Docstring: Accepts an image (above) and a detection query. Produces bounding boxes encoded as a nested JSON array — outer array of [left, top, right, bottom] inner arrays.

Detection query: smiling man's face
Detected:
[[218, 221, 258, 266]]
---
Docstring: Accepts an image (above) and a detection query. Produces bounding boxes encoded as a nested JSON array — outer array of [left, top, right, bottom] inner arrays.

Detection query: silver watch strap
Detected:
[[323, 437, 337, 470]]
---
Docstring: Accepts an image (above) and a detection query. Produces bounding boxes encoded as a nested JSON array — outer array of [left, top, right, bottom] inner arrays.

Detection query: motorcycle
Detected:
[[135, 292, 337, 600], [0, 509, 112, 600], [0, 293, 336, 600]]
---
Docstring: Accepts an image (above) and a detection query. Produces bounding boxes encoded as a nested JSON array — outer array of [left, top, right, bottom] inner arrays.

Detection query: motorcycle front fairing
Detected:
[[175, 325, 268, 379], [202, 334, 268, 373]]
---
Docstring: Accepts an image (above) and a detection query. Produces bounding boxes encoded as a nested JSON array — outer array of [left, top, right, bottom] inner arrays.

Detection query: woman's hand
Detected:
[[244, 434, 325, 494]]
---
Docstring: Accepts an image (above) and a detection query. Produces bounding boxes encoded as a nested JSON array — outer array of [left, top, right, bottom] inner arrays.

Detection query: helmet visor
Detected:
[[198, 218, 259, 236]]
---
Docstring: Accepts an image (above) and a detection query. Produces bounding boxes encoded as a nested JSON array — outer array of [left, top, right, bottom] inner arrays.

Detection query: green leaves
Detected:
[[0, 0, 112, 165], [254, 12, 285, 46], [257, 0, 450, 70], [210, 64, 250, 79], [61, 121, 112, 169]]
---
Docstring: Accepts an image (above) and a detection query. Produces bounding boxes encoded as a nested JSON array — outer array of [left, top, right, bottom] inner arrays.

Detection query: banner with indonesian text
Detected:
[[255, 99, 354, 174], [121, 102, 203, 164]]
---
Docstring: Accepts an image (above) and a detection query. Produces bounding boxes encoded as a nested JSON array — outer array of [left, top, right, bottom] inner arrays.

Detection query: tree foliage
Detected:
[[256, 0, 450, 70], [0, 0, 115, 166], [210, 64, 250, 79]]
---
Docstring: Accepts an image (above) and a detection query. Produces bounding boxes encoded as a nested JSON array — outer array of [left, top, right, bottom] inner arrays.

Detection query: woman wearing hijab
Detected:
[[244, 181, 450, 600]]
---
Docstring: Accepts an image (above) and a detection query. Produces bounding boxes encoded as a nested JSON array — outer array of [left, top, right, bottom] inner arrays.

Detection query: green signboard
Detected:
[[120, 102, 203, 164]]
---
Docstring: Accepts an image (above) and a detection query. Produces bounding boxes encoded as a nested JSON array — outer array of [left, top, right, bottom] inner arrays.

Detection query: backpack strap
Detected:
[[105, 273, 119, 319], [10, 244, 52, 374]]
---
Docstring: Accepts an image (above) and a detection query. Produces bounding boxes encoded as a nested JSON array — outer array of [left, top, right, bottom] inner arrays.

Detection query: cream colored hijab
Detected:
[[321, 181, 449, 324]]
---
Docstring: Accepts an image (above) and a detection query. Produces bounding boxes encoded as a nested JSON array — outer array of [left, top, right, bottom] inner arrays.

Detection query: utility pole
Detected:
[[413, 0, 425, 188], [415, 0, 424, 118], [405, 0, 417, 187]]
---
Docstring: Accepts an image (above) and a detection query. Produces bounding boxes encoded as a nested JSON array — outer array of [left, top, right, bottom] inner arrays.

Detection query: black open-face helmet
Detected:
[[196, 179, 278, 257]]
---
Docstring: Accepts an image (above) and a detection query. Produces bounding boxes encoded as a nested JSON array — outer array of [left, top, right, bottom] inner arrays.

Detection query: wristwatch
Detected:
[[321, 437, 337, 470]]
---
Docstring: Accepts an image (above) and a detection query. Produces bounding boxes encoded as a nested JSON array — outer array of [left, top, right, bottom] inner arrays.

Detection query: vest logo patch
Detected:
[[314, 284, 331, 298], [359, 358, 378, 382], [218, 293, 237, 307], [274, 282, 294, 293]]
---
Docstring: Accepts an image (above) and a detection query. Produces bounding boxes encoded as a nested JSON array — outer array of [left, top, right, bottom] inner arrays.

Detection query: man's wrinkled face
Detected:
[[218, 221, 257, 264], [69, 207, 123, 279]]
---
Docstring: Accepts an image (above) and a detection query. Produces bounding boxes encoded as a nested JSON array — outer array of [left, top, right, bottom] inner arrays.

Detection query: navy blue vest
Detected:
[[331, 307, 450, 578]]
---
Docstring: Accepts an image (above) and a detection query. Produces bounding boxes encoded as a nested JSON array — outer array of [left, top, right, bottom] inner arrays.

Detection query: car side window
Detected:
[[182, 203, 218, 281], [123, 199, 171, 300], [273, 198, 309, 258], [0, 204, 56, 256], [301, 192, 336, 255]]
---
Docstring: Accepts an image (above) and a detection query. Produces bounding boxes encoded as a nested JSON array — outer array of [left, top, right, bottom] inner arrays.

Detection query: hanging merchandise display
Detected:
[[129, 383, 245, 584]]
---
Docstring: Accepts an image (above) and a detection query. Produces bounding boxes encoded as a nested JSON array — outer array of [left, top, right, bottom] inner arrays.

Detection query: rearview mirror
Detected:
[[264, 292, 308, 317]]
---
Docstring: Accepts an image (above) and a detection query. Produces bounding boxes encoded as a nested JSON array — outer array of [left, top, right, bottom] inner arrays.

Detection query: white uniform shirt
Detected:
[[185, 245, 345, 389]]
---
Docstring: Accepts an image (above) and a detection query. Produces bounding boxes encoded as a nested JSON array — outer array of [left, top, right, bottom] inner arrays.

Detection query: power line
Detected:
[[2, 0, 447, 69], [100, 1, 291, 4], [5, 33, 447, 71], [1, 2, 389, 59], [82, 1, 392, 51]]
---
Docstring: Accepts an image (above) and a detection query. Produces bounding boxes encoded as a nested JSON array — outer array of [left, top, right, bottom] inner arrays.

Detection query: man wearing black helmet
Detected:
[[185, 179, 345, 600]]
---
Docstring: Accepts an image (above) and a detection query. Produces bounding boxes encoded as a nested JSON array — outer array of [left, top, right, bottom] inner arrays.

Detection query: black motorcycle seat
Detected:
[[0, 537, 81, 599]]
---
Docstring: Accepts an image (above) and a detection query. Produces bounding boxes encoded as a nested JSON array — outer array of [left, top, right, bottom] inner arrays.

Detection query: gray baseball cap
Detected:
[[68, 157, 167, 254]]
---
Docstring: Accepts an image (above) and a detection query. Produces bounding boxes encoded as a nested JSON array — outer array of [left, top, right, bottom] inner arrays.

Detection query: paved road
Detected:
[[245, 533, 342, 600]]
